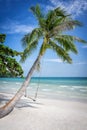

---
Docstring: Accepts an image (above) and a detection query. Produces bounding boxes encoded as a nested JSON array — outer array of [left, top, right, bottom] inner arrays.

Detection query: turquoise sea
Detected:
[[0, 77, 87, 101]]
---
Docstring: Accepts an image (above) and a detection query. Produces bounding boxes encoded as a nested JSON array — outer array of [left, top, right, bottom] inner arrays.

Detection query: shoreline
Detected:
[[0, 92, 87, 130], [0, 91, 87, 106]]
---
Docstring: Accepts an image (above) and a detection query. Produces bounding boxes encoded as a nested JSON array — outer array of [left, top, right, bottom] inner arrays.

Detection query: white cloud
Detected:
[[44, 58, 63, 63], [82, 45, 87, 48], [74, 62, 87, 65], [44, 59, 87, 64], [48, 0, 87, 17], [12, 24, 34, 33], [1, 22, 34, 34]]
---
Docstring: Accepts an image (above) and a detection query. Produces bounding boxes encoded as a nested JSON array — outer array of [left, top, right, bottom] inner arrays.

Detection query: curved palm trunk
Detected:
[[0, 54, 41, 118]]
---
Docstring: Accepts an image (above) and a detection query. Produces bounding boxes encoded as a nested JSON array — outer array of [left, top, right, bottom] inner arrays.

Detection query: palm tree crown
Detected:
[[21, 5, 86, 64]]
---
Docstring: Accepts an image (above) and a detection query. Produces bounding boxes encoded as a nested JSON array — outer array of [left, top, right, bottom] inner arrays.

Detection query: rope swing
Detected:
[[24, 56, 44, 101], [24, 75, 40, 102]]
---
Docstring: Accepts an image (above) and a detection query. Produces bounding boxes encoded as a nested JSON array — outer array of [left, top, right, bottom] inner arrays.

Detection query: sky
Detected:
[[0, 0, 87, 77]]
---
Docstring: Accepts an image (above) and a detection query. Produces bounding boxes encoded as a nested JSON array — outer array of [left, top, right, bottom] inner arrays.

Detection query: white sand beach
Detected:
[[0, 93, 87, 130]]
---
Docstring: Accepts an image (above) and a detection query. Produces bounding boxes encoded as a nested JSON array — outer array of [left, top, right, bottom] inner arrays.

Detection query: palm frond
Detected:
[[46, 10, 56, 29], [21, 40, 38, 62], [54, 7, 69, 17], [54, 35, 78, 53], [22, 33, 30, 48], [49, 40, 72, 63], [29, 28, 42, 41], [49, 20, 82, 37], [46, 15, 67, 31], [39, 18, 47, 30], [30, 5, 47, 29], [30, 5, 43, 19], [54, 35, 87, 53], [51, 17, 66, 28], [22, 28, 42, 48], [46, 7, 67, 23], [73, 36, 87, 43], [46, 7, 71, 31]]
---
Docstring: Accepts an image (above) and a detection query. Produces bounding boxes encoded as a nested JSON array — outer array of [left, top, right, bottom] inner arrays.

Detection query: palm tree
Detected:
[[0, 5, 86, 118]]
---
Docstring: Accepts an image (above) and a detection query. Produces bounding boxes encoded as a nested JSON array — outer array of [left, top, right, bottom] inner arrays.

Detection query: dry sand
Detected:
[[0, 93, 87, 130]]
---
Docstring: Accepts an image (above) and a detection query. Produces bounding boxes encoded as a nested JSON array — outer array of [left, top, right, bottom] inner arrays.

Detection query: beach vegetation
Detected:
[[0, 34, 23, 78]]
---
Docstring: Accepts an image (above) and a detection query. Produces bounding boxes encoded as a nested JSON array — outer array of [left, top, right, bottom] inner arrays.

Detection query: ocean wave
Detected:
[[45, 84, 50, 87], [79, 89, 87, 92], [59, 85, 68, 88], [15, 82, 22, 85], [70, 87, 75, 90], [73, 86, 87, 89], [42, 89, 52, 92], [3, 81, 8, 84], [30, 83, 37, 86]]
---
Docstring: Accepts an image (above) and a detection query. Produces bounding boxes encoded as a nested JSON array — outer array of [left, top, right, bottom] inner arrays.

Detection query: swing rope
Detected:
[[24, 72, 41, 101], [24, 56, 44, 102], [34, 72, 41, 101]]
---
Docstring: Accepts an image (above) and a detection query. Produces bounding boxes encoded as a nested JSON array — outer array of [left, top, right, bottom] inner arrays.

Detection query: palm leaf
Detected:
[[73, 36, 87, 43], [46, 7, 67, 24], [57, 35, 87, 43], [54, 35, 87, 53], [54, 35, 78, 53], [49, 40, 72, 63], [22, 28, 42, 48], [39, 18, 47, 30], [46, 14, 67, 31], [30, 5, 46, 28], [21, 40, 38, 62], [30, 5, 43, 19], [54, 7, 68, 17], [46, 7, 71, 31], [49, 20, 82, 37], [22, 33, 30, 48]]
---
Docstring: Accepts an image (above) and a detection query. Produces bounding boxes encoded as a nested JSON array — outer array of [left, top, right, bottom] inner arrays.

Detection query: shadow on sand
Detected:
[[0, 94, 44, 109]]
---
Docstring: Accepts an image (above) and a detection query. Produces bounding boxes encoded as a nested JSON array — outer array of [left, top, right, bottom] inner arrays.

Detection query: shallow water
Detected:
[[0, 77, 87, 100]]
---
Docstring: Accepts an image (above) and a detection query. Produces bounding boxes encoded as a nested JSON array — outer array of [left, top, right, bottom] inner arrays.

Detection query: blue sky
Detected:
[[0, 0, 87, 77]]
